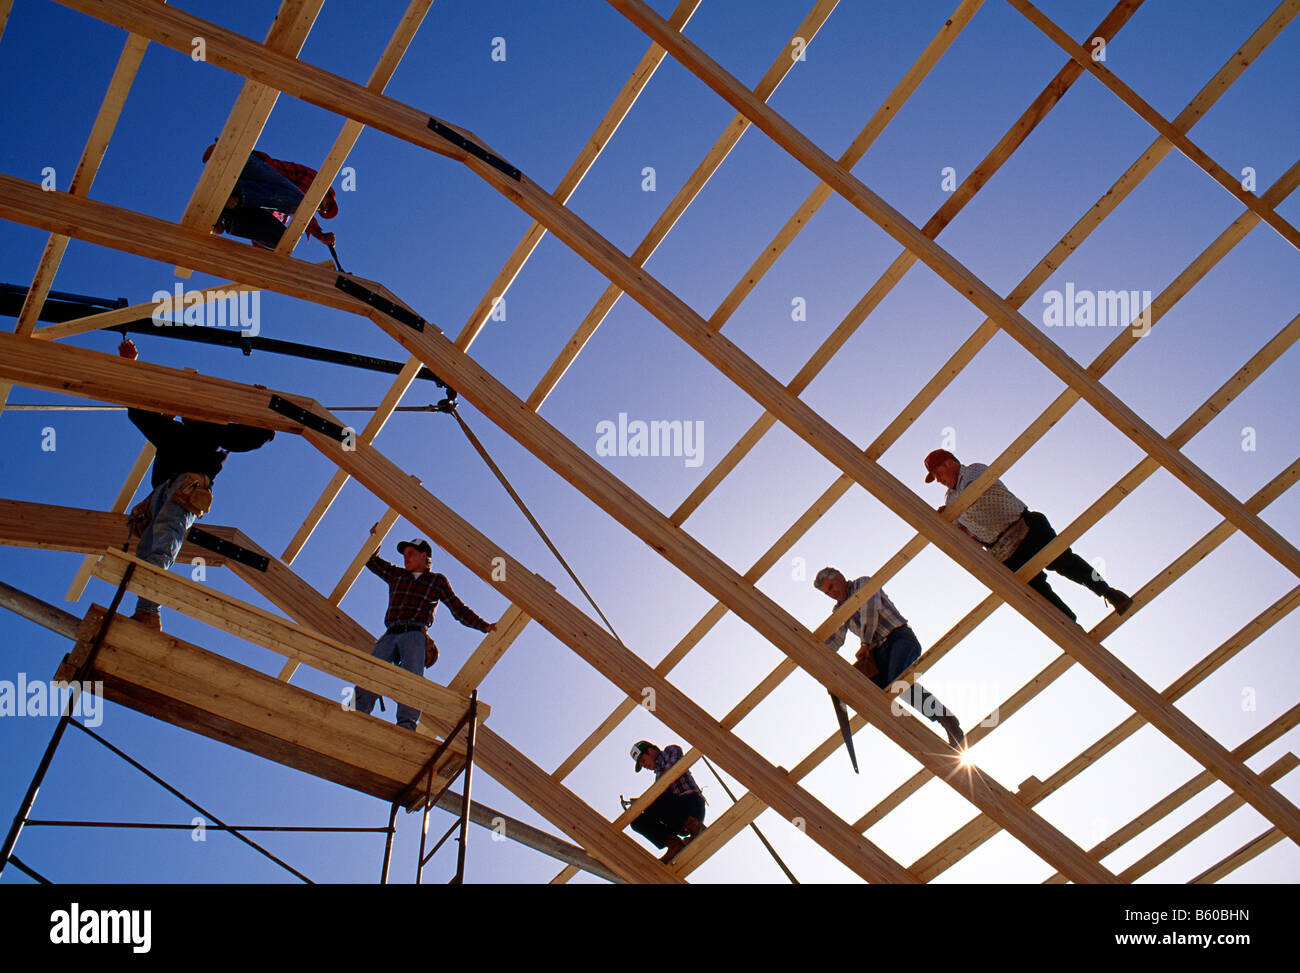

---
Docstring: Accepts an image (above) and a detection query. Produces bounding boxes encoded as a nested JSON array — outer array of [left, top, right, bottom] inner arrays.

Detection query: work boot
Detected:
[[683, 816, 703, 838], [131, 608, 162, 631], [660, 836, 685, 863], [939, 713, 965, 749], [1104, 588, 1134, 615]]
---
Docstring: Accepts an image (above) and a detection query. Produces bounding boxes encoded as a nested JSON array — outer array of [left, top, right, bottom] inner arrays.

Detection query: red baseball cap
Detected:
[[924, 449, 956, 483]]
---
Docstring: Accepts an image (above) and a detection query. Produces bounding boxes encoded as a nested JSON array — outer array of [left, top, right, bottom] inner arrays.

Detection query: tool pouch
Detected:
[[172, 472, 213, 517], [986, 515, 1030, 563], [127, 494, 155, 539], [424, 634, 439, 669]]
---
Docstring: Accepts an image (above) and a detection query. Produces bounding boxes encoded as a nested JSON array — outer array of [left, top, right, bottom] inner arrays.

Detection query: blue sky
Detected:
[[1, 0, 1297, 883]]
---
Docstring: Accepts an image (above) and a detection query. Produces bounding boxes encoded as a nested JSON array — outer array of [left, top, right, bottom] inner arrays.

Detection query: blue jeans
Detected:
[[862, 625, 954, 723], [132, 476, 197, 616], [354, 630, 426, 730], [631, 791, 706, 849], [220, 154, 304, 247]]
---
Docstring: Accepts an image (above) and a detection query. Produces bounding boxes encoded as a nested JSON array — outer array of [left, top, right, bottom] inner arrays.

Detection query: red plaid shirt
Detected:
[[254, 151, 338, 239], [366, 556, 491, 633]]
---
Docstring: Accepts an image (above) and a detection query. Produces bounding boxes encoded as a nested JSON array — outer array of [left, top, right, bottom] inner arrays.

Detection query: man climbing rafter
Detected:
[[815, 568, 964, 748], [923, 449, 1133, 622], [203, 142, 338, 250], [117, 339, 275, 630], [353, 530, 496, 731], [628, 740, 707, 863]]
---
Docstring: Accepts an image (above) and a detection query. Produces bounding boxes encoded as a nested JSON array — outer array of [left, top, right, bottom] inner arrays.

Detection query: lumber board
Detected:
[[600, 0, 1300, 583], [15, 0, 1294, 874], [1190, 829, 1286, 884], [59, 606, 463, 805], [0, 497, 230, 565], [525, 0, 840, 409], [90, 549, 489, 726], [1006, 0, 1300, 251]]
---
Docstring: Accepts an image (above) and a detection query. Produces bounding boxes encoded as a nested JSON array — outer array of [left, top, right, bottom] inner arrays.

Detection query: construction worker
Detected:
[[353, 532, 496, 731], [203, 142, 338, 250], [815, 568, 964, 748], [923, 449, 1133, 622], [628, 741, 706, 863], [117, 339, 275, 630]]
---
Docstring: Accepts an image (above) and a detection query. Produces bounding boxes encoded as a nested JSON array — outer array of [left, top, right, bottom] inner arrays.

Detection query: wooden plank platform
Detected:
[[56, 605, 469, 809]]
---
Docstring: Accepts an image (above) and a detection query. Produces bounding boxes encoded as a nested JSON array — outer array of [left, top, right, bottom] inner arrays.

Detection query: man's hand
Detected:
[[369, 521, 380, 535], [855, 646, 880, 680], [484, 622, 498, 634], [118, 339, 138, 360]]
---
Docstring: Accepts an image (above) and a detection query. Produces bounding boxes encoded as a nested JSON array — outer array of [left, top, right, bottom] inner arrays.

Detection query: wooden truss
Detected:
[[0, 0, 1296, 883]]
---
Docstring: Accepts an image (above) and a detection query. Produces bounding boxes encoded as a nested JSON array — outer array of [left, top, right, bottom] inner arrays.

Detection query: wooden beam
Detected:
[[278, 0, 702, 561], [0, 497, 230, 565], [1043, 704, 1300, 882], [90, 549, 489, 726], [546, 0, 1150, 785], [673, 0, 1144, 523], [1005, 0, 1300, 251], [600, 0, 1300, 581], [1190, 829, 1287, 884], [272, 0, 436, 257], [57, 606, 465, 805], [173, 0, 325, 278], [1116, 753, 1297, 882], [448, 603, 533, 696], [12, 21, 154, 337], [31, 281, 259, 342], [6, 10, 1292, 864], [525, 0, 842, 409]]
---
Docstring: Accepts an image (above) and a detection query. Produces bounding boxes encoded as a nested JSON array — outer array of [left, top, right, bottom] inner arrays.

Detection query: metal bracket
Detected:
[[334, 276, 425, 332], [185, 528, 270, 572], [268, 395, 348, 443], [428, 119, 521, 181]]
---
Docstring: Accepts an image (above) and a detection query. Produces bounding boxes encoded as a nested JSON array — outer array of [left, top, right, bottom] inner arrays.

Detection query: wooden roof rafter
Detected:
[[0, 0, 1294, 885]]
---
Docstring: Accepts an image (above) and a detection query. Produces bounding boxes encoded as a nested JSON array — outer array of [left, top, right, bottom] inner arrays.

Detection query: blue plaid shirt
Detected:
[[654, 745, 702, 797], [824, 577, 909, 656]]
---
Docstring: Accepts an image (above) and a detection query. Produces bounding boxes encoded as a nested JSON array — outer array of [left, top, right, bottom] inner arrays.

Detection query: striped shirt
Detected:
[[824, 577, 908, 655], [365, 556, 491, 633], [945, 463, 1028, 544], [654, 745, 703, 798]]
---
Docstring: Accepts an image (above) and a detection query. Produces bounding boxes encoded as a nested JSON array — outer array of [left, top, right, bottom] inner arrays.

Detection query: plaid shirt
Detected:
[[824, 577, 909, 655], [253, 151, 338, 239], [945, 463, 1028, 544], [366, 556, 491, 633], [654, 745, 703, 797]]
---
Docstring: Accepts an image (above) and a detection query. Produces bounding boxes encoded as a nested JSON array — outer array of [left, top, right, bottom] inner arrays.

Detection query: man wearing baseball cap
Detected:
[[628, 741, 706, 862], [923, 449, 1132, 622], [353, 529, 496, 731]]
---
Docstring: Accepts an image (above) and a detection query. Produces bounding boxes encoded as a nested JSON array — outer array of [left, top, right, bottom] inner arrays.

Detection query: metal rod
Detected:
[[70, 721, 313, 883], [415, 760, 434, 885], [23, 819, 389, 833], [380, 802, 399, 885], [454, 691, 478, 884], [0, 566, 132, 878], [425, 818, 460, 863], [7, 854, 52, 884], [0, 706, 74, 877], [700, 755, 800, 884]]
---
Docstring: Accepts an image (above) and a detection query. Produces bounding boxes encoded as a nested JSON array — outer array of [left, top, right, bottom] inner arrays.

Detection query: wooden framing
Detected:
[[3, 0, 1295, 884]]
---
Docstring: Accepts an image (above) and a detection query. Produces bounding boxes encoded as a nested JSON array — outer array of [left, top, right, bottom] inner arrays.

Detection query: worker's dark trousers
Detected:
[[1002, 511, 1110, 622], [218, 154, 304, 248], [860, 625, 955, 723], [631, 791, 706, 849]]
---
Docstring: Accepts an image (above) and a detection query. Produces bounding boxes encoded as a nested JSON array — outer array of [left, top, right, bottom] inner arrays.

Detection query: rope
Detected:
[[439, 401, 626, 646]]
